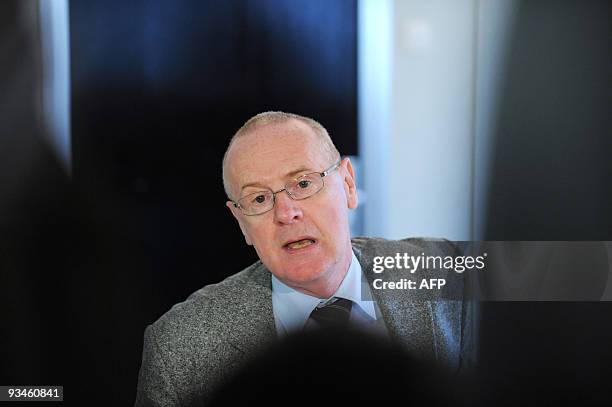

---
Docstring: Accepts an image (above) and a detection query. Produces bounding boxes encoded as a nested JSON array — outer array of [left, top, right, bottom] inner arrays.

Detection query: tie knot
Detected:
[[305, 297, 353, 330]]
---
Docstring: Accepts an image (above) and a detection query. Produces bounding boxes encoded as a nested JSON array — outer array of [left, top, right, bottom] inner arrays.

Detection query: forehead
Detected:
[[226, 119, 329, 192]]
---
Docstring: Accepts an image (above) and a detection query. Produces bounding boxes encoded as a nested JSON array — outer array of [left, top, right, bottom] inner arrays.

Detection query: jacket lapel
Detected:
[[352, 238, 437, 362]]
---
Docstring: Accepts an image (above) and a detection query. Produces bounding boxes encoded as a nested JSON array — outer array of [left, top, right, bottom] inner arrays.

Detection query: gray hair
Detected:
[[222, 111, 341, 199]]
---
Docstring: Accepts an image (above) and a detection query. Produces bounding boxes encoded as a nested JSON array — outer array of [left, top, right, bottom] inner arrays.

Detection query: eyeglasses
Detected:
[[231, 161, 341, 216]]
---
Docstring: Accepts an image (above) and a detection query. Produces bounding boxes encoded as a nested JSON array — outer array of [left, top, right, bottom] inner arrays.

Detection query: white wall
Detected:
[[359, 0, 517, 240], [358, 0, 394, 238]]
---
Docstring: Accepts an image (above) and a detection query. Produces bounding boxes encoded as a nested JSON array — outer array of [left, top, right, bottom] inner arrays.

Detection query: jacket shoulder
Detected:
[[135, 261, 273, 406], [351, 236, 459, 257], [149, 260, 270, 346]]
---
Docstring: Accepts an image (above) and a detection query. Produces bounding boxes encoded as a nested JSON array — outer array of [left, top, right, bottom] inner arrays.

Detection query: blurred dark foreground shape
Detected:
[[209, 327, 467, 407]]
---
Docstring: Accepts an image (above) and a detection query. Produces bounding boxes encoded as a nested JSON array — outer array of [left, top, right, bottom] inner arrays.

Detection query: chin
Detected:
[[279, 261, 330, 285], [288, 264, 326, 282]]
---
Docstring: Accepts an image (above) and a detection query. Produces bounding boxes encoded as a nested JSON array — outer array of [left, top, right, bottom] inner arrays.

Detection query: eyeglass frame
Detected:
[[230, 160, 342, 216]]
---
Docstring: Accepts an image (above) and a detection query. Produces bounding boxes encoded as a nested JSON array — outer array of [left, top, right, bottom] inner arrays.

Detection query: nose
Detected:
[[273, 190, 303, 224]]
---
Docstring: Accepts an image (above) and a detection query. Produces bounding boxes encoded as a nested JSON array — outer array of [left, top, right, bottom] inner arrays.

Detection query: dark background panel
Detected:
[[477, 302, 612, 405], [478, 1, 612, 404], [484, 0, 612, 240], [68, 0, 357, 404]]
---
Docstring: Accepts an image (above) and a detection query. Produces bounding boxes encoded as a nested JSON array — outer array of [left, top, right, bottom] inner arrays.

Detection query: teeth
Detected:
[[287, 239, 314, 249]]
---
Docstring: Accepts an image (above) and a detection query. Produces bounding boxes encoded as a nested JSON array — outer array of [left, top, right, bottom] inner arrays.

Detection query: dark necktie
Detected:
[[304, 297, 353, 330]]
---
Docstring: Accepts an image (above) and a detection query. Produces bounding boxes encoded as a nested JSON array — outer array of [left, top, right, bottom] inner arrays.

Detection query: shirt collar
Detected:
[[271, 250, 377, 335]]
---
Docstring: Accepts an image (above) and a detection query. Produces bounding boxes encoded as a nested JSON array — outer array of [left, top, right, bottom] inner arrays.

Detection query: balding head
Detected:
[[222, 111, 340, 200]]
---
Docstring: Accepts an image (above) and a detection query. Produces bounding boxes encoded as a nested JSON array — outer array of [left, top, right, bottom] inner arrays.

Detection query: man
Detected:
[[135, 112, 473, 407]]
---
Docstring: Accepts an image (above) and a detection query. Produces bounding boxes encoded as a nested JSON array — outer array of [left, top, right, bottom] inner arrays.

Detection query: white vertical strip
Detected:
[[358, 0, 394, 238], [388, 0, 474, 240], [39, 0, 71, 175]]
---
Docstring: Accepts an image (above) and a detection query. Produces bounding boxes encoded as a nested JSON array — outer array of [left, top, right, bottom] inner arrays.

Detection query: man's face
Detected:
[[225, 119, 358, 296]]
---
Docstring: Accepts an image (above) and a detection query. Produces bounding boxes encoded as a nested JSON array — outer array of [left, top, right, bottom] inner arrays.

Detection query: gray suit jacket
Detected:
[[135, 237, 474, 407]]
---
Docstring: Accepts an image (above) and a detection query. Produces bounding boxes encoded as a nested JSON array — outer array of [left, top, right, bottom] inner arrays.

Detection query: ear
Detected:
[[226, 201, 253, 245], [340, 157, 358, 210]]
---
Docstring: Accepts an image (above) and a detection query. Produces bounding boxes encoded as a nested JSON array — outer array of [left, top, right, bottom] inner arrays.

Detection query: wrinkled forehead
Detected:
[[225, 120, 330, 194]]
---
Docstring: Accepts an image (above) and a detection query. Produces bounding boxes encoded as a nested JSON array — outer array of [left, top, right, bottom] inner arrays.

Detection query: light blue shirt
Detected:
[[271, 250, 385, 337]]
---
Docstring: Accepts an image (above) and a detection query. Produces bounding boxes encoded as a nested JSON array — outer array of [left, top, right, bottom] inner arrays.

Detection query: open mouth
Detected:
[[284, 239, 316, 250]]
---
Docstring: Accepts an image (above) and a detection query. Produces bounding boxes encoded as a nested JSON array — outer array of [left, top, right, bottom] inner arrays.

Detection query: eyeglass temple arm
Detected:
[[320, 160, 342, 177]]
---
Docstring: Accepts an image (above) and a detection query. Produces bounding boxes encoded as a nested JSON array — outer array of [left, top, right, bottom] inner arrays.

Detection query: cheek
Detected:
[[246, 224, 276, 256], [315, 200, 350, 244]]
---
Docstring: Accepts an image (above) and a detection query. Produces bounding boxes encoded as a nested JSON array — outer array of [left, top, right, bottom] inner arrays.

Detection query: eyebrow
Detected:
[[240, 166, 313, 193]]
